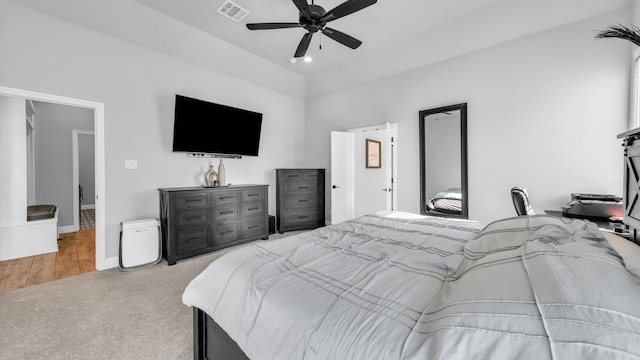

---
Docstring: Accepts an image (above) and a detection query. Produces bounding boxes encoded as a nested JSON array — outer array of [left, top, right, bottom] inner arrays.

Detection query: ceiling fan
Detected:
[[246, 0, 377, 58]]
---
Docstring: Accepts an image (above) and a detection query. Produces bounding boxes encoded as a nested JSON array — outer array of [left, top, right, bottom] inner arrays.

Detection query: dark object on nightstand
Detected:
[[276, 169, 325, 233], [562, 193, 623, 220], [268, 215, 275, 235]]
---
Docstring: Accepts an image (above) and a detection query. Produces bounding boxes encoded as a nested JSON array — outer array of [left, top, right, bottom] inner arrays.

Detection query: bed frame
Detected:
[[193, 308, 248, 360]]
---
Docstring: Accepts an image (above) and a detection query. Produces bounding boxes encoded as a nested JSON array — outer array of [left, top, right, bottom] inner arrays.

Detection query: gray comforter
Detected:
[[183, 212, 640, 359]]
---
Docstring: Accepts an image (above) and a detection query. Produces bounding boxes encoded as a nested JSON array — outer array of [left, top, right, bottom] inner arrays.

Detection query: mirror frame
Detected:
[[418, 103, 468, 219]]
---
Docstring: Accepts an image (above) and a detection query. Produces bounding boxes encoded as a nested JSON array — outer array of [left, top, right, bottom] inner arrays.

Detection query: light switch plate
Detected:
[[125, 160, 138, 169]]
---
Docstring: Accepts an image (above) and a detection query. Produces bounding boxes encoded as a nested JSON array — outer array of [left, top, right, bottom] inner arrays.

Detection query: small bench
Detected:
[[27, 205, 57, 221]]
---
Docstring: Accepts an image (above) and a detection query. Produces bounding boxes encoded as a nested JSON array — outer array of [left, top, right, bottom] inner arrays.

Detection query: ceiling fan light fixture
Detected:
[[303, 56, 313, 63], [288, 57, 298, 64], [246, 0, 377, 57]]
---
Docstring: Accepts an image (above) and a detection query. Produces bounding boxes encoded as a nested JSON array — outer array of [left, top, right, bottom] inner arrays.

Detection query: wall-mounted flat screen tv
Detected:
[[172, 95, 263, 156]]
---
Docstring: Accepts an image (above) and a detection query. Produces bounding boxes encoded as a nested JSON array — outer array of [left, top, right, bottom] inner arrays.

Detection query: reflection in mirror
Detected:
[[419, 103, 468, 218]]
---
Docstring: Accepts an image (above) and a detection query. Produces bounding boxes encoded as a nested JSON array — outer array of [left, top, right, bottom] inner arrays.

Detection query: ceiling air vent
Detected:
[[218, 0, 250, 23]]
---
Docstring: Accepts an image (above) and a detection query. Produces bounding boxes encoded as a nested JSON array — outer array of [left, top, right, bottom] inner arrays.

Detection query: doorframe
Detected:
[[72, 130, 95, 232], [0, 86, 109, 270]]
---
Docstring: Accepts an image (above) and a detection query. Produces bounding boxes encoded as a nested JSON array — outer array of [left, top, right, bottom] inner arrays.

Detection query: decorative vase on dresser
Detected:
[[204, 165, 217, 187], [276, 169, 325, 233], [218, 159, 226, 186]]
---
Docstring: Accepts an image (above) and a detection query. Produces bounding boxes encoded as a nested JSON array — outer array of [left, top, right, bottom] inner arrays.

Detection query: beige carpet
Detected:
[[0, 232, 301, 360]]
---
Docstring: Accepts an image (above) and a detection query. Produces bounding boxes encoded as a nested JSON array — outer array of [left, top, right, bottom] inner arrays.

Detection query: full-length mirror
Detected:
[[419, 103, 468, 218]]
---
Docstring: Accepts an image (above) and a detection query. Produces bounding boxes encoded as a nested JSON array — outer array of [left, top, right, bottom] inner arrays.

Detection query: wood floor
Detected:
[[0, 229, 95, 292]]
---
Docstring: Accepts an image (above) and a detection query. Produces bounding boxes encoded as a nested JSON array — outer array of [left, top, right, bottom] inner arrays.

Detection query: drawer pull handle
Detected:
[[298, 200, 308, 203], [248, 225, 259, 230], [287, 175, 299, 178], [220, 196, 234, 200], [298, 216, 309, 219], [220, 211, 234, 215], [248, 194, 259, 197], [298, 186, 309, 189], [220, 231, 234, 235], [185, 199, 201, 203], [248, 207, 259, 211], [185, 237, 200, 243]]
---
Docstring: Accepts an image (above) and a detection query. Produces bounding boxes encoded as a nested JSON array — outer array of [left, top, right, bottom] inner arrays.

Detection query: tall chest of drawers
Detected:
[[276, 169, 325, 233], [158, 185, 268, 265]]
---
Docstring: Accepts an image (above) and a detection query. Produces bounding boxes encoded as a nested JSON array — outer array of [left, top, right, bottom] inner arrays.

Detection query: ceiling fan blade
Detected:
[[246, 23, 301, 30], [320, 0, 377, 23], [294, 32, 313, 58], [321, 27, 362, 49], [292, 0, 311, 19]]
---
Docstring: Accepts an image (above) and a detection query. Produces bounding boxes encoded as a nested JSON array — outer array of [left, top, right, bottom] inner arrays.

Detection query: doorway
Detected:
[[330, 123, 398, 223], [0, 86, 106, 272]]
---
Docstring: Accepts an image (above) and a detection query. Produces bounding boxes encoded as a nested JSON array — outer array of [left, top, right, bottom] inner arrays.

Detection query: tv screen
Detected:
[[172, 95, 263, 156]]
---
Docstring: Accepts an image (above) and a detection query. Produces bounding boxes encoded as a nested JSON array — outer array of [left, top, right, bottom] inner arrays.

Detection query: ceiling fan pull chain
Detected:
[[319, 33, 322, 50]]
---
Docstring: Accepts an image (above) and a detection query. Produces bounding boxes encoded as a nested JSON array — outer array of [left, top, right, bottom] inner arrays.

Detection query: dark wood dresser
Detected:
[[158, 185, 268, 265], [276, 169, 325, 233]]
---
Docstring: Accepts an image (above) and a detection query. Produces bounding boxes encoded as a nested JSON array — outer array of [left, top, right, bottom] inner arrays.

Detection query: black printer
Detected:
[[561, 193, 623, 220]]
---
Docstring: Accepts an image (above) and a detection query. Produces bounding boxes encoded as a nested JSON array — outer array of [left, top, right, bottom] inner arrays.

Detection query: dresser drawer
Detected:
[[280, 170, 323, 183], [213, 220, 239, 244], [284, 192, 319, 208], [243, 188, 265, 202], [213, 204, 239, 221], [242, 217, 265, 238], [177, 208, 209, 227], [284, 181, 318, 194], [281, 170, 304, 182], [176, 226, 209, 255], [284, 208, 322, 226], [242, 201, 265, 217], [175, 191, 208, 210], [300, 171, 322, 181], [213, 191, 239, 205]]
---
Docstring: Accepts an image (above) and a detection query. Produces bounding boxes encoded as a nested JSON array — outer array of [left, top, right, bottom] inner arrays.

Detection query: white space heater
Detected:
[[119, 219, 162, 271]]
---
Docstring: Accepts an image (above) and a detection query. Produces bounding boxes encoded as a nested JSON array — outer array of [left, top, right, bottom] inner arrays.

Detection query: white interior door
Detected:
[[331, 131, 354, 224]]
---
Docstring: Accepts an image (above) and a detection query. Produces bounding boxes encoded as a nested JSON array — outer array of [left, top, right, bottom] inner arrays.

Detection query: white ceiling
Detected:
[[131, 0, 503, 75], [6, 0, 632, 95], [134, 0, 630, 78]]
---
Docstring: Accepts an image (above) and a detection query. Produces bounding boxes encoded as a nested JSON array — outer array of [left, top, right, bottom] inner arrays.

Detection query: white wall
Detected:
[[79, 133, 95, 208], [306, 10, 632, 222], [0, 1, 306, 260], [351, 126, 387, 217], [0, 96, 27, 226]]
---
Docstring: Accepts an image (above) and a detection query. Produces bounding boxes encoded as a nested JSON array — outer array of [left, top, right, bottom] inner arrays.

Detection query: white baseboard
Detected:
[[98, 256, 119, 270], [81, 204, 95, 210], [58, 225, 76, 234]]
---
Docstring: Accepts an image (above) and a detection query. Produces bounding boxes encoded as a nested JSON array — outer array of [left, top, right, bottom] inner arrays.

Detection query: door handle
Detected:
[[332, 185, 340, 189], [382, 188, 394, 192]]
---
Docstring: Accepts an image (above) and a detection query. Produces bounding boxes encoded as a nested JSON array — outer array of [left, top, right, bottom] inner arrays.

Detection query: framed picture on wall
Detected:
[[366, 139, 381, 168]]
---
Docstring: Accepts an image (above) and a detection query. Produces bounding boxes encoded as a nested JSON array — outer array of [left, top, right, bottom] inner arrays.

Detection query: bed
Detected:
[[182, 211, 640, 359], [425, 188, 462, 216]]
